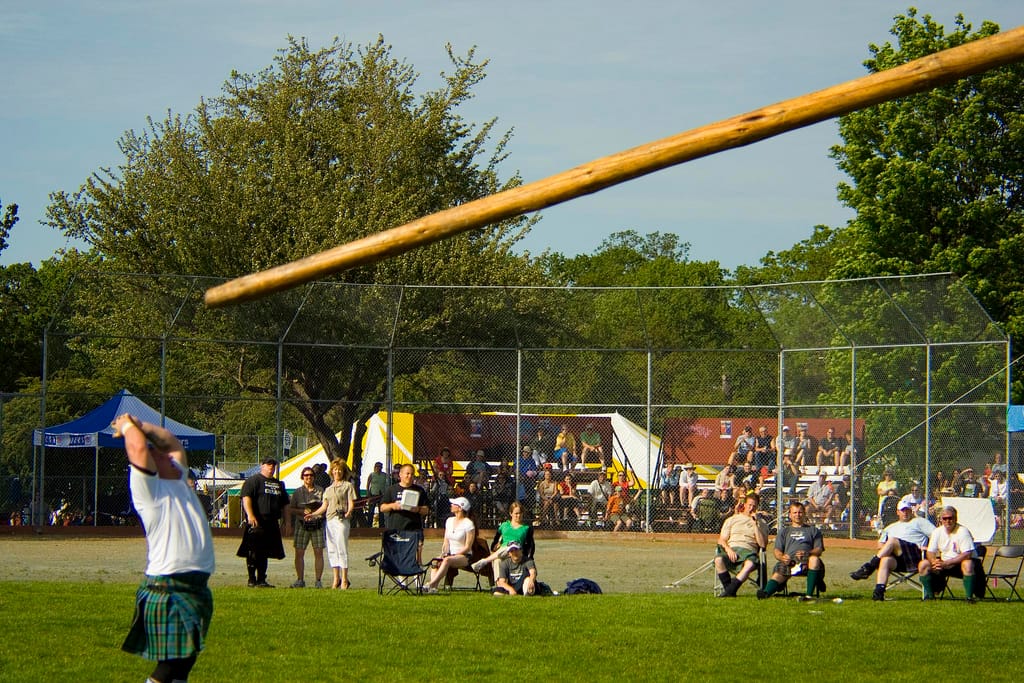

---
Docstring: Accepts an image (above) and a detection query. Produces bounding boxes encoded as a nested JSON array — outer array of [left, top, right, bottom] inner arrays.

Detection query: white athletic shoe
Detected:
[[470, 559, 489, 573]]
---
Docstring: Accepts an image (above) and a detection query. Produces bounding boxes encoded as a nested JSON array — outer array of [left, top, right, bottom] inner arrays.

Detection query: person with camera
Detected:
[[287, 466, 326, 588], [758, 500, 824, 600], [305, 459, 357, 589]]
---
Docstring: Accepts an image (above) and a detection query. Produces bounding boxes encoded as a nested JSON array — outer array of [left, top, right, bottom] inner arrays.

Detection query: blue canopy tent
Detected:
[[32, 389, 215, 525]]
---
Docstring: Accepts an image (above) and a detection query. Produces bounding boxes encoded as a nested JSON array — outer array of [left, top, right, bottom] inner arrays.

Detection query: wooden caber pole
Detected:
[[205, 25, 1024, 308]]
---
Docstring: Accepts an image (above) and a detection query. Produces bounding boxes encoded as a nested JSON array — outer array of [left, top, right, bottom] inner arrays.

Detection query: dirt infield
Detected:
[[1, 527, 878, 595]]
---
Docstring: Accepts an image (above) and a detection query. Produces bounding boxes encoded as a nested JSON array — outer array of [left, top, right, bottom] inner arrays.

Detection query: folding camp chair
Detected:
[[984, 544, 1024, 602], [933, 549, 987, 601], [367, 530, 428, 595], [886, 568, 923, 593], [712, 547, 767, 597], [442, 536, 492, 592]]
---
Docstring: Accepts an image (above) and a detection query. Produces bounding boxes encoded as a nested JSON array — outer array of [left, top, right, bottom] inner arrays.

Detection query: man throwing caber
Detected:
[[714, 492, 768, 597], [758, 501, 824, 600], [115, 413, 214, 683]]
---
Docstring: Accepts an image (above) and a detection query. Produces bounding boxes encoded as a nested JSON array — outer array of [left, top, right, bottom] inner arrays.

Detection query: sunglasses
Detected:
[[940, 516, 955, 521], [302, 473, 314, 478]]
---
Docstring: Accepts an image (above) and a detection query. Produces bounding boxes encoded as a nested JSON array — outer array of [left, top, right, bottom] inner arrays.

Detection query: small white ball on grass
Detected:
[[832, 597, 843, 604]]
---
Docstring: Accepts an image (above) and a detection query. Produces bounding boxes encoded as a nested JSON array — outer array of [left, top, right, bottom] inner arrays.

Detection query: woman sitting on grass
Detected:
[[471, 501, 535, 574], [423, 496, 476, 594]]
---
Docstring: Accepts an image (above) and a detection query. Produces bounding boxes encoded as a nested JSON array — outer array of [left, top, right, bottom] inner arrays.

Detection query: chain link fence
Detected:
[[0, 272, 1014, 540]]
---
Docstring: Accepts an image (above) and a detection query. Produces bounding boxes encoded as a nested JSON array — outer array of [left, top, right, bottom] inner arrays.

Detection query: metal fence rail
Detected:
[[0, 273, 1014, 541]]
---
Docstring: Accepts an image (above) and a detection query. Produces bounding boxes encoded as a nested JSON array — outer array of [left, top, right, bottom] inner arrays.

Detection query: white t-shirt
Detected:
[[927, 524, 976, 562], [130, 459, 215, 576], [444, 515, 476, 556]]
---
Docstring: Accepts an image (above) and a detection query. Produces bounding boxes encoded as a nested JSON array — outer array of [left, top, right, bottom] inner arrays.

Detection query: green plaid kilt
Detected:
[[122, 572, 213, 661]]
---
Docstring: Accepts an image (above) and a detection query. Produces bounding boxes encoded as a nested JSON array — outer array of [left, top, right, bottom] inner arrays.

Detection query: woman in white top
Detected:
[[425, 496, 476, 593], [306, 459, 356, 589]]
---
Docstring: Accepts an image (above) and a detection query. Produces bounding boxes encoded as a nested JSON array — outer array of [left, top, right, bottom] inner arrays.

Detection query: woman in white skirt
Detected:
[[306, 459, 356, 589]]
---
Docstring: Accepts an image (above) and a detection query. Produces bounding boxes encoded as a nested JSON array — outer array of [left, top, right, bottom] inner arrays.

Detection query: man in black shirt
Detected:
[[237, 457, 289, 587], [379, 463, 431, 563]]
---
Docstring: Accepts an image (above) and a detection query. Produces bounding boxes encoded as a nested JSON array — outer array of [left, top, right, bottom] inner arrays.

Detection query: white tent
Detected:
[[279, 432, 346, 489], [196, 464, 242, 490]]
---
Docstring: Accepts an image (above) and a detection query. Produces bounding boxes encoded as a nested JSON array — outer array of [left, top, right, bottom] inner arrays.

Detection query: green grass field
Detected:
[[1, 581, 1022, 682]]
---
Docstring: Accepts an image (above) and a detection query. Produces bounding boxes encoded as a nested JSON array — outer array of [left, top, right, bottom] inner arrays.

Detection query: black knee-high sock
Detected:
[[718, 571, 732, 589]]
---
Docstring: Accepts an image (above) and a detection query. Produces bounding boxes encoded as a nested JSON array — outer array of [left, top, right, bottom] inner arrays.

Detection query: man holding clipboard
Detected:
[[379, 463, 431, 563]]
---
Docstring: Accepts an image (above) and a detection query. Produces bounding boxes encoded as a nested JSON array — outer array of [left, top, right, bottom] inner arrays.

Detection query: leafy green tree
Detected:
[[0, 197, 17, 254], [828, 9, 1024, 343], [44, 36, 547, 463]]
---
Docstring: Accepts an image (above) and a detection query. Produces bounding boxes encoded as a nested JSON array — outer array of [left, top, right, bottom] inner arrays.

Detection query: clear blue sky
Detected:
[[2, 1, 1023, 270]]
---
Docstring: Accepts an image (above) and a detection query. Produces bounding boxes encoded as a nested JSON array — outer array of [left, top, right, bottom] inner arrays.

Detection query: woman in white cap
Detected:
[[424, 496, 476, 593]]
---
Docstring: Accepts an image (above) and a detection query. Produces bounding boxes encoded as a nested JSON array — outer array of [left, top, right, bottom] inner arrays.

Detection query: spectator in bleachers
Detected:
[[734, 426, 755, 463], [514, 445, 538, 512], [579, 422, 605, 467], [778, 452, 801, 497], [876, 469, 899, 509], [715, 464, 736, 502], [558, 471, 582, 523], [757, 501, 824, 600], [491, 465, 515, 520], [816, 427, 842, 470], [960, 467, 985, 498], [794, 426, 813, 469], [805, 473, 833, 525], [990, 470, 1009, 515], [537, 468, 560, 527], [715, 492, 768, 597], [831, 475, 851, 523], [433, 447, 455, 487], [465, 481, 484, 519], [776, 426, 797, 467], [615, 470, 634, 499], [734, 461, 760, 496], [919, 505, 980, 601], [660, 463, 680, 506], [990, 452, 1008, 476], [606, 485, 633, 531], [587, 470, 613, 523], [428, 474, 452, 529], [897, 481, 923, 516], [465, 450, 492, 490], [531, 428, 554, 467], [839, 430, 857, 472], [679, 463, 699, 508], [554, 424, 578, 471], [753, 426, 776, 473], [850, 499, 934, 600]]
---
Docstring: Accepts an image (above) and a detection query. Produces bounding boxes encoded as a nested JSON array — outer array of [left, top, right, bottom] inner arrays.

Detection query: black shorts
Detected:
[[893, 540, 923, 571]]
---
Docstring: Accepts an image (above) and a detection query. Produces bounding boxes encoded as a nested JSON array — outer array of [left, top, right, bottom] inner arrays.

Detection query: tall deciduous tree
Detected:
[[828, 9, 1024, 341], [44, 37, 545, 462]]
